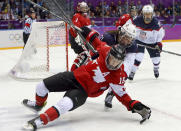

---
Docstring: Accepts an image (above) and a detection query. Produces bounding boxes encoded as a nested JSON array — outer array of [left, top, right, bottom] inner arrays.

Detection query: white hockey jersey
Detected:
[[127, 16, 165, 44]]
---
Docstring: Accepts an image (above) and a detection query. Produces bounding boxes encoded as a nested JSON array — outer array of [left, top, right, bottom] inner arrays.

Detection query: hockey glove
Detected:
[[71, 51, 90, 71], [129, 100, 151, 124], [155, 42, 162, 52], [80, 26, 99, 44]]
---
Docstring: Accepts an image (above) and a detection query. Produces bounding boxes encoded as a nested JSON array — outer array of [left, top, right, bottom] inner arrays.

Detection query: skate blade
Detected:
[[21, 102, 39, 114], [23, 123, 35, 131], [104, 106, 111, 112], [140, 118, 147, 124]]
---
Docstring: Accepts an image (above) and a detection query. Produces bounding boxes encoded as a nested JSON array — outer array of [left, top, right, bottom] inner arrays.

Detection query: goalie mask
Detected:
[[117, 23, 136, 47], [77, 2, 89, 13], [105, 45, 126, 70], [142, 5, 154, 24]]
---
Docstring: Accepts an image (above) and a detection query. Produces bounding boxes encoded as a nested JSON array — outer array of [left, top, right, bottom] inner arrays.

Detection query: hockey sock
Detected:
[[35, 81, 49, 106], [151, 57, 160, 69], [40, 106, 59, 125], [36, 94, 48, 106], [54, 96, 73, 114]]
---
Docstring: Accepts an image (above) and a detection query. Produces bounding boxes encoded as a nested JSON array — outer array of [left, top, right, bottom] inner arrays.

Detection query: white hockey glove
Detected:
[[130, 100, 151, 124]]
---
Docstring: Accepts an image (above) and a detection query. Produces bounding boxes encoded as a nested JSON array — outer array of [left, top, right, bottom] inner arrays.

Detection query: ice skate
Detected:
[[128, 72, 135, 80], [23, 116, 44, 131], [104, 91, 114, 110], [154, 69, 159, 78], [22, 99, 46, 113]]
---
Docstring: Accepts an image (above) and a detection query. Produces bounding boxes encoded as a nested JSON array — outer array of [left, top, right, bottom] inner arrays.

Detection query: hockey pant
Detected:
[[131, 44, 160, 73], [35, 72, 88, 125]]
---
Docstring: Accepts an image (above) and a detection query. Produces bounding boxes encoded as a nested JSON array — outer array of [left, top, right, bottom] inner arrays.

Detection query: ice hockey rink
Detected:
[[0, 42, 181, 131]]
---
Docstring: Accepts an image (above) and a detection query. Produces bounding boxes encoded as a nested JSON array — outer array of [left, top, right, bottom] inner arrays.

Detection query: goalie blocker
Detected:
[[22, 26, 151, 131]]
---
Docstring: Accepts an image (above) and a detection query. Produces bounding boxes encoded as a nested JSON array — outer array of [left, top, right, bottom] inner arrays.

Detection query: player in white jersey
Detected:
[[127, 5, 165, 80], [23, 10, 36, 48], [103, 6, 138, 108]]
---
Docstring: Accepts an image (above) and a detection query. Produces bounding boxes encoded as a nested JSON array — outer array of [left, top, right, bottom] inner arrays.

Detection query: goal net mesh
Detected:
[[9, 21, 68, 80]]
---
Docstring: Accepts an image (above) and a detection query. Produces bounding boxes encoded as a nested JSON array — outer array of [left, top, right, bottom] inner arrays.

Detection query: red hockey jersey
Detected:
[[116, 14, 131, 28], [70, 13, 91, 37], [73, 38, 132, 110]]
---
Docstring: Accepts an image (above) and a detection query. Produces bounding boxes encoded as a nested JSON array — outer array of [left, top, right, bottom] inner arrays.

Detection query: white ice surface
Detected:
[[0, 42, 181, 131]]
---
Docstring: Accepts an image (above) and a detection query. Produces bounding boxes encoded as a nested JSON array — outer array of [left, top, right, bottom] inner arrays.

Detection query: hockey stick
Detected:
[[26, 0, 98, 56], [137, 43, 181, 56], [27, 0, 69, 24]]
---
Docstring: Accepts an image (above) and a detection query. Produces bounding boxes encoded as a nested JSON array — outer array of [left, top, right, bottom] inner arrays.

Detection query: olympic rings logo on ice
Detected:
[[9, 33, 22, 41]]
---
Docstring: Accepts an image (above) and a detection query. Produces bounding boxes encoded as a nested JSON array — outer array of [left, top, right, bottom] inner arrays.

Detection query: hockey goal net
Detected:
[[9, 21, 69, 80]]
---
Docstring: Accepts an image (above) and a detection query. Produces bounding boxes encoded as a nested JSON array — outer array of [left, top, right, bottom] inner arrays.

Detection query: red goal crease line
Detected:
[[0, 43, 71, 50]]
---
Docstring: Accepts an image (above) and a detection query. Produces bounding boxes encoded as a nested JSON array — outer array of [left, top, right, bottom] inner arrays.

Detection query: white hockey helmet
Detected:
[[121, 23, 136, 38], [118, 23, 136, 46], [77, 2, 89, 13], [142, 5, 154, 24], [142, 5, 154, 14]]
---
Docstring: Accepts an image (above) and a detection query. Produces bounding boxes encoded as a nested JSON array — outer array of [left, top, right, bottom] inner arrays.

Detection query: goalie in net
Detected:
[[69, 2, 92, 71], [9, 21, 69, 80]]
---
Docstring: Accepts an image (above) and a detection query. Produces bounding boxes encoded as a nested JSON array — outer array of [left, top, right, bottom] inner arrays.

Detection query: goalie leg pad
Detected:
[[69, 32, 85, 54]]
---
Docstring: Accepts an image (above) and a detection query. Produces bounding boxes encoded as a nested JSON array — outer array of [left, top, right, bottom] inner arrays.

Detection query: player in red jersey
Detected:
[[69, 2, 92, 71], [116, 6, 137, 28], [22, 25, 151, 130]]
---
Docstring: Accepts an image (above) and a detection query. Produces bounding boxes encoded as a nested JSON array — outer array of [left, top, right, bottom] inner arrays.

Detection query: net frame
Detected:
[[9, 21, 69, 81]]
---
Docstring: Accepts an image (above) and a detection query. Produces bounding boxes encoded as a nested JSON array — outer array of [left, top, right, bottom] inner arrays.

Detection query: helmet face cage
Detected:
[[143, 12, 153, 23], [118, 28, 135, 46], [77, 2, 89, 13], [105, 45, 126, 70]]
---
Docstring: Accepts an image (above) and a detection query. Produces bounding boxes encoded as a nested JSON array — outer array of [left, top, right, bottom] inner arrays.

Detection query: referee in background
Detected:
[[23, 9, 36, 49]]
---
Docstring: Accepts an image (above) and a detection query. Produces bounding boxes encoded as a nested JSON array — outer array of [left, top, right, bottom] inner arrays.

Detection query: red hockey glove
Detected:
[[71, 51, 90, 71], [155, 42, 162, 52], [129, 100, 151, 124]]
